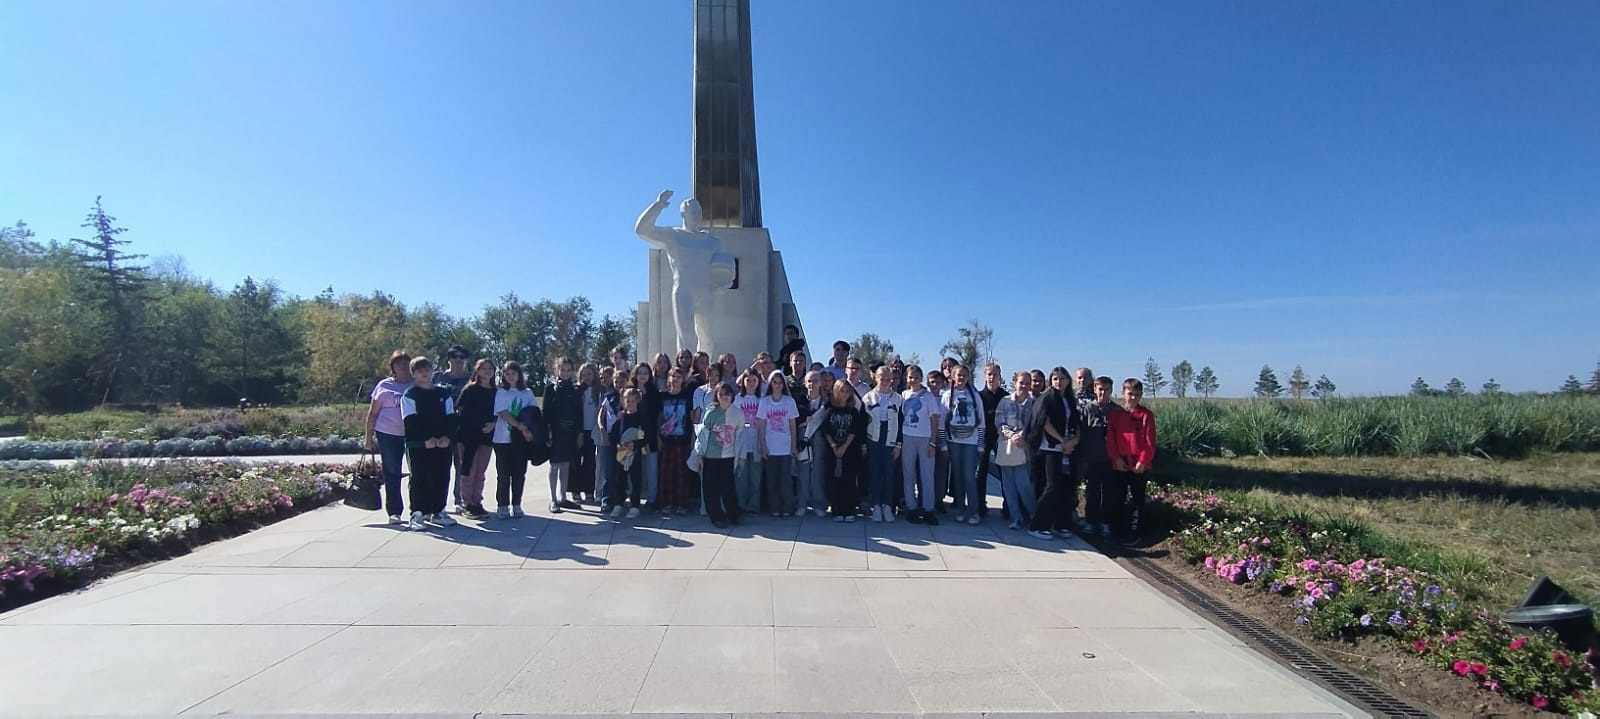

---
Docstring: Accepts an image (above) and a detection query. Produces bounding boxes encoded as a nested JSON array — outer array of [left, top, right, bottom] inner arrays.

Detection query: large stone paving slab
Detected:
[[0, 459, 1367, 717]]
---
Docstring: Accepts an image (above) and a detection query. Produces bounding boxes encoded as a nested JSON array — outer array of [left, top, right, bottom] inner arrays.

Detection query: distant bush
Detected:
[[0, 434, 362, 460], [1148, 395, 1600, 459], [26, 405, 366, 442]]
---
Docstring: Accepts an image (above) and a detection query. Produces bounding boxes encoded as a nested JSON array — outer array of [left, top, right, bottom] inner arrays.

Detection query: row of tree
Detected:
[[0, 200, 632, 413], [1557, 360, 1600, 396]]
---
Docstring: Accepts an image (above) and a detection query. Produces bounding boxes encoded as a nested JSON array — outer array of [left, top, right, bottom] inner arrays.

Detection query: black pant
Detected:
[[494, 443, 527, 508], [1029, 452, 1046, 502], [609, 453, 644, 507], [406, 445, 452, 515], [572, 434, 596, 495], [1029, 452, 1077, 532], [825, 448, 860, 517], [702, 457, 739, 524], [1078, 458, 1111, 524], [977, 435, 997, 515], [1108, 470, 1147, 535]]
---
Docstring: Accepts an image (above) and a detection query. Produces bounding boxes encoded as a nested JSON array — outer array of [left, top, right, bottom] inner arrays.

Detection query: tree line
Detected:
[[0, 200, 632, 414]]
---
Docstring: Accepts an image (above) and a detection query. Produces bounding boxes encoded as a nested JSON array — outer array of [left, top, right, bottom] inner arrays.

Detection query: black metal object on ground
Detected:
[[1117, 551, 1434, 719]]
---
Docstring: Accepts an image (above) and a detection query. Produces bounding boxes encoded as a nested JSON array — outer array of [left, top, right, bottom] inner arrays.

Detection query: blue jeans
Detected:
[[1000, 463, 1036, 524], [595, 443, 615, 511], [947, 442, 980, 517], [867, 441, 897, 507], [375, 431, 407, 516], [642, 451, 659, 507]]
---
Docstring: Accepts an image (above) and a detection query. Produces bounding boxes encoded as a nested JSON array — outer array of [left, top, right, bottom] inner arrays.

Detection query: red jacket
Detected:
[[1106, 404, 1156, 468]]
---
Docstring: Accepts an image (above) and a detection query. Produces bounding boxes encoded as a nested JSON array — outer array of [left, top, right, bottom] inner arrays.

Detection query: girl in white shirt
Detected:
[[757, 369, 799, 516]]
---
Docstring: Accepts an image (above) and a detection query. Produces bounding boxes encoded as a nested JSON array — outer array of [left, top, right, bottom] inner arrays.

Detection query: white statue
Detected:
[[634, 190, 735, 353]]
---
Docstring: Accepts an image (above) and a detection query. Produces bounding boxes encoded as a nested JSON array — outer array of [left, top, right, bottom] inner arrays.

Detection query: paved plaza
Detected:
[[0, 460, 1365, 717]]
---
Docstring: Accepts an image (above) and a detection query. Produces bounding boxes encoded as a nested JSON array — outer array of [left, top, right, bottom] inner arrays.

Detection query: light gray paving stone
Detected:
[[525, 547, 612, 568], [645, 546, 721, 570], [4, 572, 349, 625], [772, 576, 875, 627], [0, 570, 185, 624], [247, 571, 423, 625], [358, 571, 601, 626], [670, 574, 773, 626], [878, 626, 1059, 712], [788, 544, 868, 570], [1044, 578, 1211, 629], [189, 625, 554, 714], [0, 624, 337, 715], [854, 577, 967, 628], [602, 545, 658, 569], [632, 626, 777, 713], [710, 548, 794, 570], [574, 573, 691, 626], [990, 626, 1197, 712], [774, 627, 918, 713], [865, 535, 948, 570], [1089, 627, 1344, 714], [485, 625, 665, 713]]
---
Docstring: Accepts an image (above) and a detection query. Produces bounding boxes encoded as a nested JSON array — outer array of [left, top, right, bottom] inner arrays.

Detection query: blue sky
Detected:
[[3, 0, 1598, 395]]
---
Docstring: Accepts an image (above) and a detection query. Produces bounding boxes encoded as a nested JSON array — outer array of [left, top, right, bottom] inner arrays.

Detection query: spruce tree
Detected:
[[1481, 378, 1501, 395], [1194, 366, 1220, 398], [1142, 357, 1168, 396], [1287, 365, 1310, 400], [1170, 360, 1193, 398], [70, 197, 147, 403], [1588, 359, 1600, 395], [1560, 375, 1585, 395], [1410, 377, 1432, 396], [1254, 365, 1283, 398], [1312, 374, 1336, 399], [1444, 377, 1467, 397]]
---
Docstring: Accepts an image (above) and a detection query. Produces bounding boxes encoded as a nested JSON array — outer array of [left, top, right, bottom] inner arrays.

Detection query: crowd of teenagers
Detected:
[[363, 334, 1157, 541]]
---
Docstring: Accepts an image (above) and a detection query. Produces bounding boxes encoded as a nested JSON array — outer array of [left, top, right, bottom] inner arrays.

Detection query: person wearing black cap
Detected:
[[435, 345, 474, 513]]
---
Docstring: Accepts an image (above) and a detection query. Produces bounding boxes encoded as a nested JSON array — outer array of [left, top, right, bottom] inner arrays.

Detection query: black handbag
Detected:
[[344, 451, 384, 510]]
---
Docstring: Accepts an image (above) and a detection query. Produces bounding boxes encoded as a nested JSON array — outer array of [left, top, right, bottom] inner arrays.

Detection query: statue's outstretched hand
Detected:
[[656, 189, 674, 205]]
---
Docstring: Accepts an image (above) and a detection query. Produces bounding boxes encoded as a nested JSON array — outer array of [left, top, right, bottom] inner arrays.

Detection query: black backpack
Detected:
[[516, 404, 550, 466]]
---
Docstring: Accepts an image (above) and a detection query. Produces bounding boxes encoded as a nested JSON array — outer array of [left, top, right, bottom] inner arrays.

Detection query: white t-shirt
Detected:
[[693, 383, 716, 420], [862, 388, 904, 446], [732, 393, 764, 457], [757, 395, 799, 456], [899, 387, 944, 439], [492, 387, 536, 444]]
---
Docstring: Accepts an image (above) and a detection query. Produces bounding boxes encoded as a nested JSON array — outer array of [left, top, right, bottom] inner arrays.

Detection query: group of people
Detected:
[[362, 334, 1157, 541]]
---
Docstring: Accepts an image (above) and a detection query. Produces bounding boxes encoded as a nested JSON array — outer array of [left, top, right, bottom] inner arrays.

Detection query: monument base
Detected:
[[637, 226, 802, 366]]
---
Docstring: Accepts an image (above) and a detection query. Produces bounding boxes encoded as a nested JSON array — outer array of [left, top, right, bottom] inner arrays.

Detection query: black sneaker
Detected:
[[906, 511, 924, 524], [558, 499, 581, 510], [924, 512, 939, 526]]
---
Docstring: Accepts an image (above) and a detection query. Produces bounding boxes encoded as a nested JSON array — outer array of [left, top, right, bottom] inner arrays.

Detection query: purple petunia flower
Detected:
[[1359, 613, 1373, 627], [1388, 611, 1407, 628]]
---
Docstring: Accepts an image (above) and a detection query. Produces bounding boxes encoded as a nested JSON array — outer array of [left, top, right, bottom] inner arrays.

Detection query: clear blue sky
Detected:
[[4, 0, 1598, 395]]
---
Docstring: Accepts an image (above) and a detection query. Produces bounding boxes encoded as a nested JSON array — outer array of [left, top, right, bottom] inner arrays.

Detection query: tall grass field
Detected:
[[1150, 394, 1600, 458]]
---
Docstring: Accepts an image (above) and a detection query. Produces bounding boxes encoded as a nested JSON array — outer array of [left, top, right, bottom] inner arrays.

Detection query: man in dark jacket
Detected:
[[1073, 369, 1115, 537]]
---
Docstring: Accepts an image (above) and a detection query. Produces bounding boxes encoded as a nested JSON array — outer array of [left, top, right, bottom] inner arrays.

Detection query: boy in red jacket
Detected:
[[1105, 378, 1156, 541]]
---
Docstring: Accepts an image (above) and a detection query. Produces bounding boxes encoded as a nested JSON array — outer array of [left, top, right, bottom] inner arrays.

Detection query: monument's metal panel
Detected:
[[693, 0, 763, 228]]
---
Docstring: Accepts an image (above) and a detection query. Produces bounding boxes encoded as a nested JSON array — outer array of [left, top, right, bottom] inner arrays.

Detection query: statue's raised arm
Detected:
[[634, 189, 676, 250]]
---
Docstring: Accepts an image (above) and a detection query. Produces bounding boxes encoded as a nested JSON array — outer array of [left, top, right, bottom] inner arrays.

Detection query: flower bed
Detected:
[[0, 461, 354, 604], [1150, 485, 1600, 715], [0, 434, 363, 460]]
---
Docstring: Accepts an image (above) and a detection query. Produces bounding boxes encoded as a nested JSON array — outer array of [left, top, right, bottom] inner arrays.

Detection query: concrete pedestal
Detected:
[[637, 226, 802, 364]]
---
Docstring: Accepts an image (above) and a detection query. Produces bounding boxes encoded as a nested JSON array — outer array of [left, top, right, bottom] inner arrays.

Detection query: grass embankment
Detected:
[[1154, 453, 1600, 612], [22, 405, 366, 441]]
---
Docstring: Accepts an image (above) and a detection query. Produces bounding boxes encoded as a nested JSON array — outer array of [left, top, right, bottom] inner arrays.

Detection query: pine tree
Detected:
[[1444, 377, 1467, 397], [589, 314, 631, 367], [1560, 375, 1585, 395], [1410, 377, 1432, 396], [1588, 359, 1600, 395], [71, 197, 147, 403], [1143, 357, 1168, 396], [1169, 360, 1193, 398], [1287, 365, 1310, 400], [1254, 365, 1283, 398], [1194, 366, 1220, 398], [1312, 374, 1336, 399], [1481, 378, 1501, 395]]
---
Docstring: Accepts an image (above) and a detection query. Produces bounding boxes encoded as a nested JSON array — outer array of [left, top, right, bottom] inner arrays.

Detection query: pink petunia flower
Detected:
[[1452, 660, 1470, 676], [1469, 662, 1487, 676], [1553, 651, 1572, 668], [1412, 639, 1428, 654], [1509, 636, 1527, 651], [1531, 694, 1549, 710]]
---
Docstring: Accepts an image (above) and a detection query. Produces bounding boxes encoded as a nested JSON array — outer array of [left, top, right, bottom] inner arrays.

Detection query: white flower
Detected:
[[1573, 712, 1594, 719], [86, 519, 102, 527]]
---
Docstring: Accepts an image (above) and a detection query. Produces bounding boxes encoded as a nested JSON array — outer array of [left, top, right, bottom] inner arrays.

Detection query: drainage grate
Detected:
[[1120, 554, 1434, 719]]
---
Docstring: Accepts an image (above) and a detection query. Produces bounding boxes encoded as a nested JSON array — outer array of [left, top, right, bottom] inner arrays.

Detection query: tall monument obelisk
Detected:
[[635, 0, 802, 364]]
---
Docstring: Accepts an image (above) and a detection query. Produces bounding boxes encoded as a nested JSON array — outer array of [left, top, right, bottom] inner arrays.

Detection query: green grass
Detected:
[[1147, 394, 1600, 458], [24, 404, 366, 441], [1155, 452, 1600, 609]]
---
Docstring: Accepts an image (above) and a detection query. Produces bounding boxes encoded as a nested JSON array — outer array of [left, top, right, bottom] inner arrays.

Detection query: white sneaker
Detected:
[[815, 508, 827, 518], [882, 505, 895, 523], [1101, 522, 1113, 536], [610, 506, 625, 518], [495, 506, 509, 519], [870, 506, 883, 523], [406, 512, 427, 531], [845, 515, 857, 523], [434, 513, 457, 527], [388, 514, 403, 525], [966, 515, 981, 525], [626, 507, 641, 519], [1029, 529, 1054, 540], [834, 515, 846, 523], [511, 506, 526, 518]]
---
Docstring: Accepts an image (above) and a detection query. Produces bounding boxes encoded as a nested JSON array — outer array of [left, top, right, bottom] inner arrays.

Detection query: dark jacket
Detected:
[[401, 385, 457, 450], [979, 386, 1007, 449], [544, 379, 583, 462], [637, 382, 662, 452], [1026, 387, 1076, 453], [456, 382, 496, 446], [1074, 392, 1112, 463]]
